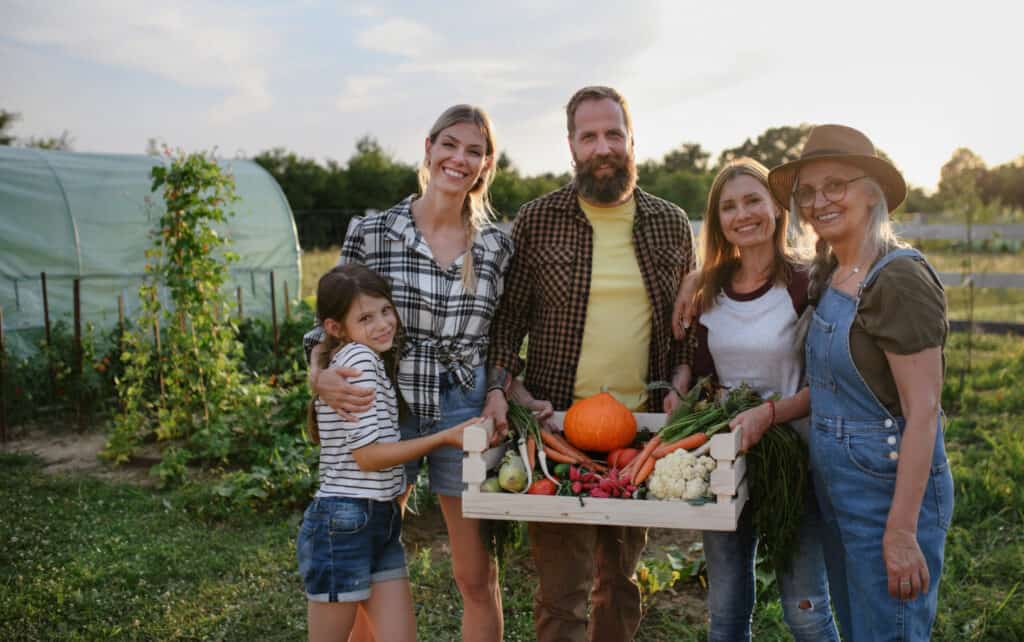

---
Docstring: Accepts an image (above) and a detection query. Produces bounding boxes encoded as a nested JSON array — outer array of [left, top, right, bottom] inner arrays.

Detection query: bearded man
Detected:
[[484, 86, 697, 642]]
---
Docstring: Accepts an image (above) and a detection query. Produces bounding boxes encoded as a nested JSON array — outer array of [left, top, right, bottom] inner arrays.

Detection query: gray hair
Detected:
[[790, 176, 907, 358]]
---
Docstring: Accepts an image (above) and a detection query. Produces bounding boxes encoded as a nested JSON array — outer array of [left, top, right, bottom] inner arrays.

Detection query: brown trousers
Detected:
[[528, 521, 648, 642]]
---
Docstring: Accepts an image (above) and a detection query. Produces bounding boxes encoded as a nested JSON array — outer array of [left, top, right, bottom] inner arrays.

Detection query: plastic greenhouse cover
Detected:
[[0, 147, 301, 357]]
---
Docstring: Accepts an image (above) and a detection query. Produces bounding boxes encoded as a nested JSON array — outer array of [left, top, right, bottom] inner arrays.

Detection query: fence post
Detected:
[[0, 305, 7, 443], [283, 280, 291, 322], [237, 286, 244, 321], [270, 271, 279, 361], [41, 272, 55, 396], [73, 279, 84, 431]]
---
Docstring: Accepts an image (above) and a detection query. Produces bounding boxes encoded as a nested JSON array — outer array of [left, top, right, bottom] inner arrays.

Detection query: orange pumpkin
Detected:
[[563, 392, 637, 453]]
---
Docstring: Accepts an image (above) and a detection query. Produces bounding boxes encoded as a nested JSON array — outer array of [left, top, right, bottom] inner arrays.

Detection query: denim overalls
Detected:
[[806, 248, 954, 641]]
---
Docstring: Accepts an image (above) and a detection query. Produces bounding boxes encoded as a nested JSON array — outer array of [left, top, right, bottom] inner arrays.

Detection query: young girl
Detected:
[[298, 263, 478, 642]]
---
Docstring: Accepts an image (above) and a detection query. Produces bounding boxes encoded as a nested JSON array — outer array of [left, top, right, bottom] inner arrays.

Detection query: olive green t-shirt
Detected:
[[850, 255, 947, 416]]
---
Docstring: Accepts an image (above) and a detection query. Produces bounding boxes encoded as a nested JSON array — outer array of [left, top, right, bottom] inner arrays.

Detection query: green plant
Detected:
[[106, 150, 244, 464]]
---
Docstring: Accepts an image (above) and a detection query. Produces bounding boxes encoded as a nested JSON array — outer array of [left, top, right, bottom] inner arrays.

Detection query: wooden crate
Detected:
[[461, 412, 747, 531]]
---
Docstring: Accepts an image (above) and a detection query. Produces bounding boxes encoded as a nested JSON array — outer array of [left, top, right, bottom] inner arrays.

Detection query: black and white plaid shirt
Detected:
[[304, 196, 513, 422]]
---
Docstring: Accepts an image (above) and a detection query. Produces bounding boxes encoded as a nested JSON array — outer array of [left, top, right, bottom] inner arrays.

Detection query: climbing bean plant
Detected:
[[105, 151, 244, 473]]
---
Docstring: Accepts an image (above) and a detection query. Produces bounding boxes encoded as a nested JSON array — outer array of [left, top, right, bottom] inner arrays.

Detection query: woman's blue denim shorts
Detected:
[[401, 366, 487, 497], [296, 496, 408, 603]]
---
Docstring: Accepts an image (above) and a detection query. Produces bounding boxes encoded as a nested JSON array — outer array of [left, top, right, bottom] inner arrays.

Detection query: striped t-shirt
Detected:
[[314, 342, 404, 499]]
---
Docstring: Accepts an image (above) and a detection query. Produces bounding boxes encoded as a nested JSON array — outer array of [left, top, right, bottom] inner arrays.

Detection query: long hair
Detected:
[[307, 264, 403, 444], [417, 104, 498, 290], [695, 157, 801, 313]]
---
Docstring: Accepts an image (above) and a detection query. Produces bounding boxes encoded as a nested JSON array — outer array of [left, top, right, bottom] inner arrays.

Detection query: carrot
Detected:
[[526, 435, 537, 472], [539, 429, 577, 456], [541, 430, 606, 472], [624, 434, 661, 482], [543, 445, 578, 464], [633, 456, 657, 485], [653, 432, 709, 459]]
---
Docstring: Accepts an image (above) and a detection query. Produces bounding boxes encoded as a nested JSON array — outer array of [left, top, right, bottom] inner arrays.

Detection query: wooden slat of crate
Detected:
[[461, 413, 748, 531], [463, 481, 746, 530]]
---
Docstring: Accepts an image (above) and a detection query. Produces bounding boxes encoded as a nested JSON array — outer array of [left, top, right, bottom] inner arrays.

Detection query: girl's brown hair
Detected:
[[417, 104, 498, 290], [307, 264, 402, 444], [695, 157, 802, 313]]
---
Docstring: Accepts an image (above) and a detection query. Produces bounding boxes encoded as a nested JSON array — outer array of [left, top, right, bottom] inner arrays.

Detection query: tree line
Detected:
[[3, 108, 1022, 244]]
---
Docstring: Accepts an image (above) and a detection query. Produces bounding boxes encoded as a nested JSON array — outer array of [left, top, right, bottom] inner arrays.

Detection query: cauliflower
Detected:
[[647, 449, 717, 500]]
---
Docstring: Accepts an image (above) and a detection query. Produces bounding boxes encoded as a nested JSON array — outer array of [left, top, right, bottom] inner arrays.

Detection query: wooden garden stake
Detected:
[[153, 316, 164, 399], [0, 305, 7, 443], [73, 279, 83, 431], [270, 271, 279, 360], [236, 286, 244, 320], [283, 280, 291, 322], [41, 272, 55, 395]]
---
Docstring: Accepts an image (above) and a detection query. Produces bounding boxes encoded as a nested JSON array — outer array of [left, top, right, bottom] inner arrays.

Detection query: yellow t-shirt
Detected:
[[574, 196, 652, 410]]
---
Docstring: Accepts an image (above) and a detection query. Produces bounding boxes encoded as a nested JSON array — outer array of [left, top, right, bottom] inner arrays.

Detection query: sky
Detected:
[[2, 1, 1022, 192]]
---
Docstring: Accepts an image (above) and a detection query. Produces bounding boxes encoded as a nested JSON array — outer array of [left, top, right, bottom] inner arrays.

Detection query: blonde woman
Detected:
[[306, 105, 512, 642], [768, 125, 952, 641]]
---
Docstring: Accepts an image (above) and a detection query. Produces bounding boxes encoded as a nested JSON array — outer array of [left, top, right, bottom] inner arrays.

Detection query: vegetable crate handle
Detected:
[[463, 418, 506, 492]]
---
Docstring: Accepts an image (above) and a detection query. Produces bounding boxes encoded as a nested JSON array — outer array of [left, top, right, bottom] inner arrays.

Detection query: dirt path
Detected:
[[2, 425, 156, 485]]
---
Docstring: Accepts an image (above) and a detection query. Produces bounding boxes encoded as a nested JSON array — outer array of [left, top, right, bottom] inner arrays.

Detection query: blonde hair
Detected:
[[417, 104, 498, 290], [695, 157, 802, 313]]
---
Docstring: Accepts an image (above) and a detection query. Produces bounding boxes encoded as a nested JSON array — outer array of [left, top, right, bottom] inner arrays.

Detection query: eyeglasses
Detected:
[[793, 175, 869, 208]]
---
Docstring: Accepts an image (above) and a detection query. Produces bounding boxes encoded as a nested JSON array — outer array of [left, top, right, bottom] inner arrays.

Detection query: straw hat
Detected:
[[768, 124, 907, 212]]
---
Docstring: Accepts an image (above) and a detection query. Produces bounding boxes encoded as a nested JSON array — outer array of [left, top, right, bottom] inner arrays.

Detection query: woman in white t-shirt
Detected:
[[298, 264, 479, 642], [666, 158, 840, 642]]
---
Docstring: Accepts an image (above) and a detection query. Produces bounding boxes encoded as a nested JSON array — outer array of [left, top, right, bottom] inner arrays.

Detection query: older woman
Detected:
[[767, 125, 954, 641]]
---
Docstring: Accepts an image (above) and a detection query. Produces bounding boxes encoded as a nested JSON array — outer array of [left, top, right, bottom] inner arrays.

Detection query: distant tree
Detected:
[[0, 109, 18, 146], [980, 157, 1024, 212], [636, 163, 712, 217], [663, 142, 710, 173], [252, 148, 329, 211], [23, 130, 74, 151], [718, 124, 812, 169], [936, 147, 987, 208], [902, 186, 939, 214], [343, 135, 417, 211], [496, 150, 514, 172]]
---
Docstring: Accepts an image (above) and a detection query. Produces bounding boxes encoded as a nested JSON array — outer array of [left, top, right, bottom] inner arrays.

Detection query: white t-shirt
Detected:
[[314, 342, 404, 499], [697, 273, 809, 439]]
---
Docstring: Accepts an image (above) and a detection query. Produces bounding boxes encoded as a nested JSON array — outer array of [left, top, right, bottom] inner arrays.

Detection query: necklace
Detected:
[[832, 261, 865, 287]]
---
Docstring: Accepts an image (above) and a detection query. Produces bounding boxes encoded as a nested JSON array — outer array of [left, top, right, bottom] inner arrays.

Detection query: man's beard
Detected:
[[573, 151, 638, 205]]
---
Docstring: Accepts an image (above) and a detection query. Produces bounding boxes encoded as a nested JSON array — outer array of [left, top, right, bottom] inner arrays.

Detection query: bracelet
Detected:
[[486, 368, 511, 398], [766, 400, 776, 426]]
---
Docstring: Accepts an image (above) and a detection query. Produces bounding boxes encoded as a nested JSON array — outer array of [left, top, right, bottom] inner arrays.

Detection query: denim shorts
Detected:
[[296, 496, 408, 603], [401, 366, 486, 497]]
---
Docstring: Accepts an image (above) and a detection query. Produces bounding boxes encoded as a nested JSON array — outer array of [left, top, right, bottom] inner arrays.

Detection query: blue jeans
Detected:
[[703, 486, 840, 642], [296, 496, 407, 603], [811, 417, 954, 641], [401, 365, 486, 496]]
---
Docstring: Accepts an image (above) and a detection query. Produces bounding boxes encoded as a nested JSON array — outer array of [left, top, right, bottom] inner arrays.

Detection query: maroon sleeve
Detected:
[[787, 267, 810, 316], [690, 318, 717, 381]]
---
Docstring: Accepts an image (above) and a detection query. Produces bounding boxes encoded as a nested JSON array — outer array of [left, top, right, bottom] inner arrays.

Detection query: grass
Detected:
[[4, 333, 1020, 640], [300, 247, 340, 299]]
